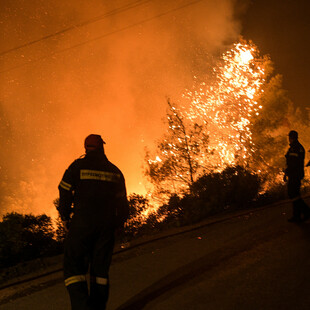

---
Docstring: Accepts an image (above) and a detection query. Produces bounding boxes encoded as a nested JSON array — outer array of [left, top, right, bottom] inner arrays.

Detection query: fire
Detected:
[[146, 40, 268, 196], [182, 41, 265, 169], [237, 48, 253, 64]]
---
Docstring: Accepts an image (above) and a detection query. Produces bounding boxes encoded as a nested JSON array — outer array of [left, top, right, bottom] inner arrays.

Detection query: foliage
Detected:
[[145, 100, 209, 198], [0, 171, 292, 269], [190, 165, 261, 208], [156, 166, 262, 227], [145, 40, 271, 200], [127, 194, 149, 218], [0, 212, 60, 268], [126, 194, 148, 230], [250, 74, 310, 186], [250, 75, 293, 179], [145, 39, 310, 203], [124, 193, 158, 237], [183, 40, 270, 169]]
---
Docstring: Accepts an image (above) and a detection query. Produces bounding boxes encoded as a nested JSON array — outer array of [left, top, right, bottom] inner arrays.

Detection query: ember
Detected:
[[147, 40, 268, 195]]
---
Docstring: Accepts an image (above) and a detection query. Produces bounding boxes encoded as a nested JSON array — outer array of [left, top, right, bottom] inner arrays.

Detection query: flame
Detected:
[[182, 41, 265, 169], [147, 40, 267, 194]]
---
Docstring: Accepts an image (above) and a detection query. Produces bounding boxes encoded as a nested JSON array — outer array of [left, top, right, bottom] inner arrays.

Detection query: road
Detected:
[[1, 197, 310, 310]]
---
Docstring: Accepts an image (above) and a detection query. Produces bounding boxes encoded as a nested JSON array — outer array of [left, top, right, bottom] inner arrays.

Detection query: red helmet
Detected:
[[84, 134, 105, 151], [288, 130, 298, 139]]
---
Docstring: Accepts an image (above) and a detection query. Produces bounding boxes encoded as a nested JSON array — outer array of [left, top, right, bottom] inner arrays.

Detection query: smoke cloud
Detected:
[[0, 0, 241, 217]]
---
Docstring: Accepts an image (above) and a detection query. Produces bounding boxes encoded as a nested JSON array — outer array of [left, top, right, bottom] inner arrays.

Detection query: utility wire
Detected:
[[0, 0, 204, 74], [0, 0, 153, 56]]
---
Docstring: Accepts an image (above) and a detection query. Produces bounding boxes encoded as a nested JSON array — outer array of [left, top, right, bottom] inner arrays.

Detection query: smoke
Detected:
[[0, 0, 241, 217]]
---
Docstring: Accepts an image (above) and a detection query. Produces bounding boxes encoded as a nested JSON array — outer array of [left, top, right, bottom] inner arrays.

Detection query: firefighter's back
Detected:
[[70, 150, 124, 228]]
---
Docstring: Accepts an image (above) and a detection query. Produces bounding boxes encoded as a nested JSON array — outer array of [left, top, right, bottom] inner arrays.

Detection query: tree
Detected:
[[249, 67, 310, 188], [0, 212, 57, 268], [182, 40, 270, 169], [249, 74, 291, 182], [124, 193, 151, 236], [146, 39, 310, 202], [145, 40, 269, 198], [145, 100, 209, 198]]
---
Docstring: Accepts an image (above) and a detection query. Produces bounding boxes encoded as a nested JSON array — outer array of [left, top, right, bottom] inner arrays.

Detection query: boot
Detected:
[[288, 201, 302, 223], [67, 281, 91, 310], [297, 198, 310, 221], [89, 281, 109, 310]]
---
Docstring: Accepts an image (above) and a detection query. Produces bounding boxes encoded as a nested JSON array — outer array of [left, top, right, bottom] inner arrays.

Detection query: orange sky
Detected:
[[0, 0, 241, 218]]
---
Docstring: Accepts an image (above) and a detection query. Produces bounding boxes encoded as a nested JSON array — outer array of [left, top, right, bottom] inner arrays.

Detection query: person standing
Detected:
[[284, 130, 310, 222], [57, 134, 129, 309], [306, 148, 310, 167]]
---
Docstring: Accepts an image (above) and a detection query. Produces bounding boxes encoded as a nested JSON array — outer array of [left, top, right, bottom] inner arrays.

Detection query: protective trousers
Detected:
[[90, 276, 109, 309], [288, 178, 310, 220], [65, 276, 110, 310], [64, 222, 115, 310]]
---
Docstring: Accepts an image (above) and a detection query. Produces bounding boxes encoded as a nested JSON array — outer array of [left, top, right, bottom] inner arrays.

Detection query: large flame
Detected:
[[184, 42, 265, 168], [148, 41, 268, 193]]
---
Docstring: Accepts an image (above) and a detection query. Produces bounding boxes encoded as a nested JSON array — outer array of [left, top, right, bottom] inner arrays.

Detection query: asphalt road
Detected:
[[1, 197, 310, 310]]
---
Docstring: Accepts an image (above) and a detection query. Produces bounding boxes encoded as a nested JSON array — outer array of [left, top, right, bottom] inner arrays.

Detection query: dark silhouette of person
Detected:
[[57, 134, 129, 310], [284, 130, 310, 222], [307, 149, 310, 167]]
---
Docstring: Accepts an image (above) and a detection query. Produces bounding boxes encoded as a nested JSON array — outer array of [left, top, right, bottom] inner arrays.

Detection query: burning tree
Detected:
[[250, 74, 310, 186], [145, 39, 308, 199], [183, 41, 269, 169], [145, 100, 209, 198]]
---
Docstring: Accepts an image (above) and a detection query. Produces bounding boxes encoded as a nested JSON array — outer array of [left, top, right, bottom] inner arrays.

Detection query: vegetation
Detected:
[[0, 213, 62, 269], [145, 40, 310, 201], [144, 100, 209, 198], [0, 167, 295, 273], [1, 39, 309, 273], [120, 165, 289, 240]]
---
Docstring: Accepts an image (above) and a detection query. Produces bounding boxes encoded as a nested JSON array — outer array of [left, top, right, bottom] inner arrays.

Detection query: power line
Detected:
[[0, 0, 204, 74], [0, 0, 153, 56]]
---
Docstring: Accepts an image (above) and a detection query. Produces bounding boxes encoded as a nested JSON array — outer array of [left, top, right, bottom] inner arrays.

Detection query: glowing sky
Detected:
[[0, 0, 241, 217], [1, 0, 308, 218]]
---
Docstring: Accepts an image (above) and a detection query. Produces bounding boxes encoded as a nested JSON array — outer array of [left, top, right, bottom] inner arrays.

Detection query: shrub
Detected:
[[156, 165, 262, 228], [190, 165, 262, 209], [0, 212, 59, 268], [124, 194, 150, 237]]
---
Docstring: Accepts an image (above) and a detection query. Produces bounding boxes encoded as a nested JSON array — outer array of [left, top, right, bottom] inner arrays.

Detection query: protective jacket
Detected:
[[285, 140, 305, 180], [58, 150, 129, 228]]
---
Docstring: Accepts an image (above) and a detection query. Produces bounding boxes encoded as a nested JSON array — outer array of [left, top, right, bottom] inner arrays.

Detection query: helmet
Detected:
[[288, 130, 298, 140], [84, 134, 105, 151]]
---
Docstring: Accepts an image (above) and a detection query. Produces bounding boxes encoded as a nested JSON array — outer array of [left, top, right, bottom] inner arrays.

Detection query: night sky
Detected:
[[240, 0, 310, 111]]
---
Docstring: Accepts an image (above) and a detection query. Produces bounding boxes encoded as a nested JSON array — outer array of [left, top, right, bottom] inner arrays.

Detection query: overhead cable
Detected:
[[0, 0, 204, 74]]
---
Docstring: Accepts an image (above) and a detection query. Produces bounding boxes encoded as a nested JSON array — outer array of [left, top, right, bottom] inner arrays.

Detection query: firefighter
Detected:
[[284, 130, 310, 222], [57, 134, 129, 310]]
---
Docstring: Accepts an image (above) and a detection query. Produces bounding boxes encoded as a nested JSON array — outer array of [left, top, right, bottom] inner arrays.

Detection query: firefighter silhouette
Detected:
[[57, 134, 129, 310], [284, 130, 310, 222]]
